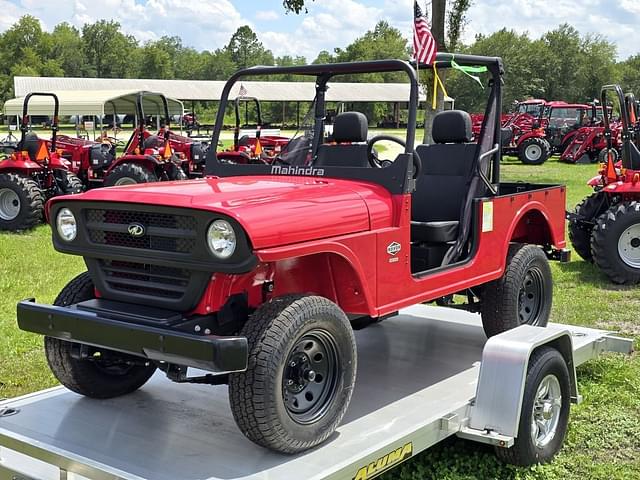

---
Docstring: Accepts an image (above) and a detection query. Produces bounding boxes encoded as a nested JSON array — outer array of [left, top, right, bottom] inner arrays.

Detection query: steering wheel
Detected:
[[366, 135, 422, 178]]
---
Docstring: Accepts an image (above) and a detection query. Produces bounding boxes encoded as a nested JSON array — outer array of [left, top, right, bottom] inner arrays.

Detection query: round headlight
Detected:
[[56, 208, 77, 242], [207, 219, 236, 259]]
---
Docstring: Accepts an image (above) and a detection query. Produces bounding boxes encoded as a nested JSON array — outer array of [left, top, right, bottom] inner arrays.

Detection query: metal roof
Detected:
[[14, 76, 427, 103], [3, 90, 184, 116]]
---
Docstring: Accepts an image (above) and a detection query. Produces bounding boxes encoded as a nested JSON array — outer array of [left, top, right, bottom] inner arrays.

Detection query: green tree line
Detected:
[[0, 15, 638, 120]]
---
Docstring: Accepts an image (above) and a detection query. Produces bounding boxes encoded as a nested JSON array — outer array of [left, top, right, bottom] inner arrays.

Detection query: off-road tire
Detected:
[[518, 137, 551, 165], [481, 244, 552, 337], [495, 346, 570, 465], [104, 162, 158, 186], [597, 148, 618, 164], [591, 201, 640, 284], [0, 173, 44, 231], [44, 272, 157, 398], [229, 295, 357, 453], [55, 170, 84, 194], [168, 163, 188, 181], [568, 192, 608, 262]]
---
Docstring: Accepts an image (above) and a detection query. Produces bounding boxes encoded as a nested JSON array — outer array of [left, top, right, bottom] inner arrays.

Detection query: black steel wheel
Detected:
[[568, 192, 608, 262], [591, 201, 640, 284], [44, 272, 157, 398], [229, 295, 357, 453], [0, 172, 44, 231], [495, 346, 570, 465], [481, 244, 553, 337]]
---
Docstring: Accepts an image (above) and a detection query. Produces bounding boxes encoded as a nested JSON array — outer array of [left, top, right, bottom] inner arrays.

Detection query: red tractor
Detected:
[[217, 96, 290, 164], [0, 93, 83, 231], [568, 85, 640, 283], [503, 101, 591, 164], [559, 102, 618, 164], [471, 98, 546, 138], [17, 55, 570, 462]]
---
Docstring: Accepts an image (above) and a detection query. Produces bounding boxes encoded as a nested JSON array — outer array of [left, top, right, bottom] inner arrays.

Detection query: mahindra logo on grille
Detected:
[[128, 223, 146, 237]]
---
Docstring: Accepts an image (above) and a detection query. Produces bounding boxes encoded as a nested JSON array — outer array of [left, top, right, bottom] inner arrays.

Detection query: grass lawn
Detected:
[[0, 155, 639, 479]]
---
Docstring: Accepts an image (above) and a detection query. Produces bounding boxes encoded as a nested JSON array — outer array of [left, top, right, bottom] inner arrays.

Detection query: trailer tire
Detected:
[[481, 244, 552, 337], [56, 170, 84, 194], [0, 173, 44, 231], [591, 201, 640, 284], [495, 346, 570, 465], [518, 137, 550, 165], [104, 162, 158, 186], [229, 295, 357, 453], [44, 272, 157, 399], [568, 192, 608, 262]]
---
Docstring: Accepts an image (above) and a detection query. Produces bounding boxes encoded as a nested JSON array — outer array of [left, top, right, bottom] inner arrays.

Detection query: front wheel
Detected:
[[495, 346, 570, 465], [481, 244, 552, 337], [229, 295, 357, 453], [591, 201, 640, 284], [104, 162, 158, 186], [568, 192, 608, 262], [518, 137, 550, 165], [44, 272, 157, 398]]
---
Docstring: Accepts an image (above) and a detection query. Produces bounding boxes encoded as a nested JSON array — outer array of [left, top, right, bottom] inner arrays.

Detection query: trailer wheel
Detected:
[[104, 162, 158, 186], [568, 192, 608, 262], [481, 244, 552, 337], [495, 346, 570, 465], [44, 272, 157, 399], [56, 170, 84, 194], [0, 173, 44, 231], [591, 201, 640, 284], [518, 137, 550, 165], [229, 295, 357, 453]]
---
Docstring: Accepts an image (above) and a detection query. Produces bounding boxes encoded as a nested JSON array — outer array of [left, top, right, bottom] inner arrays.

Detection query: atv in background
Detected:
[[0, 93, 83, 231], [568, 85, 640, 284]]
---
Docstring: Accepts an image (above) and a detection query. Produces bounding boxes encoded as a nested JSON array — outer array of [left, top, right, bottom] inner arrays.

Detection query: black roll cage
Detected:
[[233, 96, 263, 149], [601, 84, 638, 170], [122, 91, 172, 154], [206, 54, 504, 194], [21, 92, 60, 152]]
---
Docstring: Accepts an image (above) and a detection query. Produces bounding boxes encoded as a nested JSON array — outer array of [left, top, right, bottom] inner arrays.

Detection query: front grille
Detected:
[[99, 259, 191, 300], [85, 209, 197, 253]]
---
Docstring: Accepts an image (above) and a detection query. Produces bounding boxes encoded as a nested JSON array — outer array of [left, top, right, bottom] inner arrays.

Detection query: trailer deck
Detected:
[[0, 306, 632, 480]]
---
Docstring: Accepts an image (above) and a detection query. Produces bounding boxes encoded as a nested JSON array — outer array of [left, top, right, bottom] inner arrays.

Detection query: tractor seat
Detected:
[[18, 132, 41, 161], [143, 135, 163, 150], [411, 110, 477, 244], [315, 112, 370, 168]]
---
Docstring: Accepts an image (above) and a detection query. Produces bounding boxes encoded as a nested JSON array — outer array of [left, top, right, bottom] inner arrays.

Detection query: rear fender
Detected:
[[105, 154, 160, 175], [507, 206, 563, 250], [0, 155, 43, 174], [516, 130, 543, 146]]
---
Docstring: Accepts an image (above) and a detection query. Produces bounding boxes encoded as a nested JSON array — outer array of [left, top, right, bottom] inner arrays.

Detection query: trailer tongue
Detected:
[[0, 306, 631, 480]]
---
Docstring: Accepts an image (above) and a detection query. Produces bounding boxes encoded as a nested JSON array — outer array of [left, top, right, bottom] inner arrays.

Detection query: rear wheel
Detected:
[[568, 192, 608, 262], [0, 173, 44, 231], [104, 162, 157, 186], [518, 137, 550, 165], [495, 346, 570, 465], [481, 244, 552, 337], [591, 201, 640, 284], [229, 295, 356, 453], [44, 272, 157, 398]]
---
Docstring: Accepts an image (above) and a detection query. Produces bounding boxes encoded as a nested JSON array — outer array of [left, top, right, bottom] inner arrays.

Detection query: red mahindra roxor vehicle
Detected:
[[17, 54, 568, 455]]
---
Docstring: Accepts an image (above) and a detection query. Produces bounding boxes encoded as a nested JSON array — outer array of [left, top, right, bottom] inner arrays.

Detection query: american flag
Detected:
[[413, 1, 437, 65], [239, 84, 247, 96]]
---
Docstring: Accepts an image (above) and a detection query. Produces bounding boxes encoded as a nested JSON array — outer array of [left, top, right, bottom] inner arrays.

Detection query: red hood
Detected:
[[53, 176, 393, 248]]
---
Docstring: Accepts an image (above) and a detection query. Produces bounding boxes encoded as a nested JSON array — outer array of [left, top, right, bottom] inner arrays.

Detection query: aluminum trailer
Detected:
[[0, 306, 632, 480]]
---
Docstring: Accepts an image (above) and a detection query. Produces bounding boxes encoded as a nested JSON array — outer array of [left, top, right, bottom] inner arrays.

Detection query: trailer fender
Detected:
[[467, 325, 578, 440]]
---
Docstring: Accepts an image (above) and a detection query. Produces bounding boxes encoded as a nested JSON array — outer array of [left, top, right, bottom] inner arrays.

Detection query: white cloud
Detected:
[[255, 10, 279, 21]]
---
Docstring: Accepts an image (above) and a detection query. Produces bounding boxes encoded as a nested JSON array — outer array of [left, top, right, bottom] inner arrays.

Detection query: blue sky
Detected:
[[2, 0, 638, 61]]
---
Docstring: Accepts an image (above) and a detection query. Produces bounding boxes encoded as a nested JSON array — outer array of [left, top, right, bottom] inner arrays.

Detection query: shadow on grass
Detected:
[[557, 261, 636, 292]]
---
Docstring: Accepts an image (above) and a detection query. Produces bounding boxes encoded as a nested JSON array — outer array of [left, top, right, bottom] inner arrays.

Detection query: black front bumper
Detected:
[[17, 300, 248, 374]]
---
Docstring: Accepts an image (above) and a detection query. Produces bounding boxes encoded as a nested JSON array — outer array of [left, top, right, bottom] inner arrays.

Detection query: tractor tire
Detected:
[[44, 272, 157, 398], [168, 163, 188, 181], [518, 137, 551, 165], [481, 244, 552, 337], [0, 173, 44, 231], [591, 201, 640, 284], [104, 162, 158, 186], [568, 192, 609, 262], [229, 295, 357, 453], [597, 148, 619, 164], [55, 170, 84, 194], [495, 346, 570, 465]]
